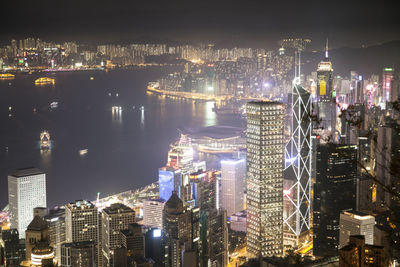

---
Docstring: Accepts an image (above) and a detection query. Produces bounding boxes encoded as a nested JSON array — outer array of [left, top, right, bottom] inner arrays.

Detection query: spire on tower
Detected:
[[325, 38, 329, 59]]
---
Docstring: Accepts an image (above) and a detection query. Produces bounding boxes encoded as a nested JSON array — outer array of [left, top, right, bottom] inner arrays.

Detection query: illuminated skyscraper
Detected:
[[8, 167, 47, 239], [284, 82, 312, 246], [382, 67, 394, 104], [142, 199, 165, 229], [220, 158, 245, 217], [101, 203, 135, 267], [246, 101, 285, 258], [65, 201, 98, 244], [158, 167, 182, 202], [315, 40, 336, 141]]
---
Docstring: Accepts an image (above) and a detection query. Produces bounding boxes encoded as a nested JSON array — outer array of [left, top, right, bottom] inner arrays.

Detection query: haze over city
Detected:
[[1, 1, 400, 267]]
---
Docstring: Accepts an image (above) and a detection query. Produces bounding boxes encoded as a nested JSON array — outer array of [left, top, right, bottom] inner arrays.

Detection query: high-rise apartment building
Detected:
[[313, 144, 357, 256], [221, 158, 245, 217], [8, 167, 47, 239], [339, 211, 375, 248], [101, 203, 135, 267], [246, 101, 285, 258]]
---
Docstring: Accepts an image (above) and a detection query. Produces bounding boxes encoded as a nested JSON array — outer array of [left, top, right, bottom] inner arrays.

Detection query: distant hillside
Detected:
[[301, 40, 400, 78]]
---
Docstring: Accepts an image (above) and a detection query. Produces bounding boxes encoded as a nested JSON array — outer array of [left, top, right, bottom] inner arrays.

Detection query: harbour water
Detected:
[[0, 68, 243, 208]]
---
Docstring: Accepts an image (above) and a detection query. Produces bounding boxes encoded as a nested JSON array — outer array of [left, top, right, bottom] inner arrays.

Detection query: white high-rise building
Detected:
[[142, 199, 165, 229], [221, 158, 245, 217], [246, 101, 285, 258], [8, 168, 47, 239], [339, 211, 375, 248]]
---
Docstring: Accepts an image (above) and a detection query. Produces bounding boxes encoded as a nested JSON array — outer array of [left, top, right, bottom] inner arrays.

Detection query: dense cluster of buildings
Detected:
[[2, 38, 400, 267]]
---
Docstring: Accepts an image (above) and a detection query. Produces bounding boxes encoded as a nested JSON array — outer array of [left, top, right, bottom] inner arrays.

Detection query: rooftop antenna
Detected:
[[325, 38, 329, 59]]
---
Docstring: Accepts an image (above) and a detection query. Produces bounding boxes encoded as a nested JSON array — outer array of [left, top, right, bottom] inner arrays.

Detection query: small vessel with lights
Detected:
[[40, 131, 51, 150], [0, 73, 15, 80], [50, 102, 58, 109], [35, 77, 55, 85]]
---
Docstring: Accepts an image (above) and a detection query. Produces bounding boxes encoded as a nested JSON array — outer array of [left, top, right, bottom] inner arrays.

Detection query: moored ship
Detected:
[[35, 77, 55, 85], [40, 131, 51, 149]]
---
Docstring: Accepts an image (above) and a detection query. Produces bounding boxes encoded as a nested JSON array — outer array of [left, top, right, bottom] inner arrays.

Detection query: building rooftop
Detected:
[[10, 167, 44, 177], [27, 216, 48, 231], [62, 241, 94, 248], [102, 203, 133, 215], [182, 125, 244, 140]]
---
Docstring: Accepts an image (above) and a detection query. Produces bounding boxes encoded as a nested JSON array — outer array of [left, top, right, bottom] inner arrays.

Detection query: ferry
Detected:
[[90, 77, 94, 80], [40, 131, 51, 150], [112, 106, 122, 112], [0, 73, 15, 80], [140, 106, 144, 111], [50, 102, 58, 109], [35, 77, 55, 85], [79, 149, 88, 155]]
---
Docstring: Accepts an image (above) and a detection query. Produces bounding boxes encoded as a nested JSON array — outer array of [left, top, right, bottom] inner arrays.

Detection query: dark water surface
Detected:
[[0, 68, 241, 208]]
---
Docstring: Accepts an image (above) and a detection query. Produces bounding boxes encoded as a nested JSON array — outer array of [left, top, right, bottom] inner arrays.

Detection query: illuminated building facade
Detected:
[[315, 40, 336, 141], [313, 144, 357, 256], [220, 158, 245, 217], [163, 192, 193, 267], [65, 201, 98, 244], [142, 199, 165, 229], [339, 211, 375, 248], [101, 203, 135, 267], [0, 229, 26, 267], [8, 168, 47, 239], [60, 241, 95, 267], [158, 167, 182, 202], [339, 235, 387, 267], [44, 208, 66, 264], [382, 67, 394, 103], [167, 134, 194, 174], [284, 82, 312, 245], [246, 101, 285, 258]]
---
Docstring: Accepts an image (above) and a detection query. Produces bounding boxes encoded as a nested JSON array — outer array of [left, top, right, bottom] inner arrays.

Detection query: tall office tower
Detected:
[[313, 144, 357, 256], [8, 167, 47, 239], [220, 158, 245, 217], [25, 216, 49, 261], [120, 223, 145, 262], [315, 40, 336, 142], [44, 208, 66, 264], [382, 67, 394, 104], [339, 211, 375, 248], [158, 167, 182, 201], [142, 199, 165, 229], [60, 241, 95, 267], [144, 228, 165, 267], [65, 201, 98, 243], [246, 101, 285, 258], [375, 120, 400, 210], [101, 203, 135, 267], [208, 209, 228, 267], [0, 229, 26, 267], [284, 82, 312, 247], [163, 191, 192, 267]]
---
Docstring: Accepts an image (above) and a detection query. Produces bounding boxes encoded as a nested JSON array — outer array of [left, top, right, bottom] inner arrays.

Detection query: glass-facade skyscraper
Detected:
[[246, 101, 285, 258], [313, 144, 357, 256]]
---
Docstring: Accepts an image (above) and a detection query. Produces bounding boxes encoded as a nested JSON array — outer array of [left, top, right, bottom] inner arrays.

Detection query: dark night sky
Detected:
[[1, 0, 400, 49]]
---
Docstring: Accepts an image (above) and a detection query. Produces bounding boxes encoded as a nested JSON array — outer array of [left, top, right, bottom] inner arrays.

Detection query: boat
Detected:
[[112, 106, 122, 112], [90, 77, 94, 80], [0, 73, 15, 80], [40, 131, 51, 150], [140, 106, 144, 111], [79, 149, 88, 155], [35, 77, 55, 85], [50, 102, 58, 109]]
